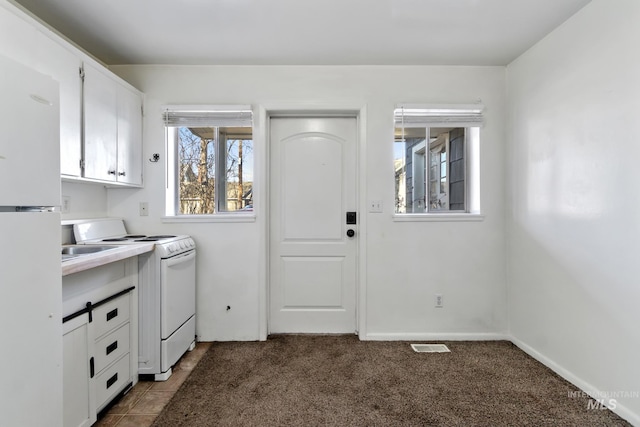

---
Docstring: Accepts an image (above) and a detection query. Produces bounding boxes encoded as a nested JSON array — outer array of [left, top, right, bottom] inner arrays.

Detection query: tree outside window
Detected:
[[171, 125, 253, 214]]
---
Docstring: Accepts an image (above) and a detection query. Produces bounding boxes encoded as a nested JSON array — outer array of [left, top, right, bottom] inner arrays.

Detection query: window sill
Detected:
[[161, 213, 256, 223], [393, 213, 485, 222]]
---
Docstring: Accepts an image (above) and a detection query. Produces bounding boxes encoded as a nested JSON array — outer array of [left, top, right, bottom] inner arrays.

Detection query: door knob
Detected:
[[346, 229, 355, 238]]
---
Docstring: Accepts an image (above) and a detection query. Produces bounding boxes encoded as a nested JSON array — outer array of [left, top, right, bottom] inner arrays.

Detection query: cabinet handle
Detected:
[[118, 171, 126, 176], [106, 308, 118, 321], [89, 357, 95, 378], [106, 340, 118, 355], [106, 373, 118, 389], [108, 170, 116, 175]]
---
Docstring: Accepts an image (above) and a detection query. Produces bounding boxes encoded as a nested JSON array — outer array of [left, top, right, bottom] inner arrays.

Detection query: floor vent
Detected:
[[411, 344, 450, 353]]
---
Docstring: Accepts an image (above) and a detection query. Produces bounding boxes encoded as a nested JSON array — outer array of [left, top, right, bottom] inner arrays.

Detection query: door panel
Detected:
[[282, 256, 345, 307], [270, 117, 357, 334], [282, 135, 343, 241]]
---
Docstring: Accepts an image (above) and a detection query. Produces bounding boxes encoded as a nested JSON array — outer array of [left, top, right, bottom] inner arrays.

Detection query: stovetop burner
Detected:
[[102, 234, 148, 242], [74, 220, 188, 247], [134, 235, 177, 242], [100, 234, 177, 242]]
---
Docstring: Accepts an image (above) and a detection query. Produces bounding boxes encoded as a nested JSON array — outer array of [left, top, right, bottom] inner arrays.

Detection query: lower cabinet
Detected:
[[92, 292, 133, 411], [63, 313, 95, 427], [63, 289, 135, 427]]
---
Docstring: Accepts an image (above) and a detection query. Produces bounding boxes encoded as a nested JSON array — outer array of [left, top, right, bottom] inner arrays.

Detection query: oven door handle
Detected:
[[165, 250, 196, 267]]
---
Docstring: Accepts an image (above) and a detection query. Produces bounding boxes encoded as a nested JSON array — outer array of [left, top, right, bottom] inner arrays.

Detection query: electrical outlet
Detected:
[[435, 294, 443, 308], [369, 200, 383, 213], [61, 196, 70, 213], [139, 202, 149, 216]]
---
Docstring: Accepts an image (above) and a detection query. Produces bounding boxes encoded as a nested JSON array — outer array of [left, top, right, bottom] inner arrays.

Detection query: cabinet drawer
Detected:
[[93, 293, 130, 339], [95, 353, 130, 410], [94, 322, 130, 374]]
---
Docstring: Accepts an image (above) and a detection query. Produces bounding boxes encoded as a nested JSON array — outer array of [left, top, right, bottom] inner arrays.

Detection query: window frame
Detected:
[[393, 104, 484, 222], [162, 105, 255, 222], [429, 134, 449, 212]]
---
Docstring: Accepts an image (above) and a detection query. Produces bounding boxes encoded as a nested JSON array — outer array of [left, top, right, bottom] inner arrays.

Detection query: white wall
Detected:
[[506, 0, 640, 423], [61, 181, 108, 221], [108, 65, 508, 342]]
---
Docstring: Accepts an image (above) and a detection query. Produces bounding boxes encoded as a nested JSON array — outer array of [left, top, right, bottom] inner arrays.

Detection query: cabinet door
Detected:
[[83, 62, 117, 181], [35, 34, 83, 176], [0, 5, 39, 67], [117, 85, 143, 185], [63, 314, 96, 427]]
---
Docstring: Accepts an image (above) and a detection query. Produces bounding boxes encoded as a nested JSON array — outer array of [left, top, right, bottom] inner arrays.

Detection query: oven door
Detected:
[[160, 250, 196, 338]]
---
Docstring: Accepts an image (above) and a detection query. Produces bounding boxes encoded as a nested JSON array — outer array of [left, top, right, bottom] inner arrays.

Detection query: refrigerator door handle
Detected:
[[13, 206, 57, 212]]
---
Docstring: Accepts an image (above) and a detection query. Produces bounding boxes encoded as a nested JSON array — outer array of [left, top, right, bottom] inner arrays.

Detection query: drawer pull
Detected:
[[106, 308, 118, 321], [106, 373, 118, 389], [106, 341, 118, 355]]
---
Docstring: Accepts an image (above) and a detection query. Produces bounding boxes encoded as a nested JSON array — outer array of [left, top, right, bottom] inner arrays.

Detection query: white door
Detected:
[[269, 117, 358, 333]]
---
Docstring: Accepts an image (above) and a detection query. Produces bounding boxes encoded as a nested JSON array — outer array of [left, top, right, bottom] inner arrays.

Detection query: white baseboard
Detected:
[[363, 332, 510, 341], [511, 337, 639, 427]]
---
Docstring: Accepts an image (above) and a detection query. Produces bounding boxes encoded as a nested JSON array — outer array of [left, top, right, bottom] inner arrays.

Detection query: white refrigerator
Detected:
[[0, 54, 63, 426]]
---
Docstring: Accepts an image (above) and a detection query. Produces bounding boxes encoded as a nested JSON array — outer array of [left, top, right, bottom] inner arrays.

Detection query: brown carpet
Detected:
[[152, 335, 630, 426]]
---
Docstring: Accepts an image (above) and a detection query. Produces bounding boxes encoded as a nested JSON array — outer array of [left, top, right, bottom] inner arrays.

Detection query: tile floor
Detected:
[[94, 342, 212, 427]]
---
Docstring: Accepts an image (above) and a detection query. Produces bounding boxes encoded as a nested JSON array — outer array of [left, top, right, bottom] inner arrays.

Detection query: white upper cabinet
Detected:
[[116, 85, 143, 186], [0, 3, 39, 66], [83, 62, 118, 182], [35, 36, 83, 177], [0, 3, 81, 177], [0, 2, 144, 187], [83, 62, 143, 186]]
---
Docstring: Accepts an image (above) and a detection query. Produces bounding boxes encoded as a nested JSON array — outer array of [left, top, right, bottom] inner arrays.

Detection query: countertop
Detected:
[[61, 243, 154, 276]]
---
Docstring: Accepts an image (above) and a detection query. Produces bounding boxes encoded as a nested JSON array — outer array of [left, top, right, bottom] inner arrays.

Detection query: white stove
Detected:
[[74, 218, 192, 247], [73, 219, 196, 381]]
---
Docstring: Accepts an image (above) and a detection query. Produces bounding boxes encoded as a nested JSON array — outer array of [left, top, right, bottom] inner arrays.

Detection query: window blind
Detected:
[[394, 104, 484, 128], [163, 105, 253, 127]]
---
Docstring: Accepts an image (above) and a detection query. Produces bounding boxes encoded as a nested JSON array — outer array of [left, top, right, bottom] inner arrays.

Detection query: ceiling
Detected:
[[12, 0, 591, 66]]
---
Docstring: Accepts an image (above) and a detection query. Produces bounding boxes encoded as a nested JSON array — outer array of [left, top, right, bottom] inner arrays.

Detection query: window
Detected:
[[164, 106, 253, 216], [394, 105, 482, 215]]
